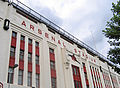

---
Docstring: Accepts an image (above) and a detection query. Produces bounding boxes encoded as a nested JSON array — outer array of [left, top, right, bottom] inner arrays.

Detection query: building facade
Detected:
[[0, 0, 120, 88]]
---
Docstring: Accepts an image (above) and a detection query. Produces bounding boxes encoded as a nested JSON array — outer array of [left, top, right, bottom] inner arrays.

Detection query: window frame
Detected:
[[18, 70, 23, 85], [7, 67, 14, 84]]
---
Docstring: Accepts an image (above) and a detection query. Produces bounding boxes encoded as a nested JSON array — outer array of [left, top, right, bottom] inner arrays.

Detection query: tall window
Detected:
[[18, 70, 23, 85], [19, 50, 24, 60], [36, 74, 40, 88], [10, 47, 15, 57], [51, 77, 56, 88], [49, 48, 57, 88], [35, 56, 39, 65], [72, 65, 82, 88], [27, 72, 32, 86], [28, 53, 32, 63], [7, 68, 14, 84]]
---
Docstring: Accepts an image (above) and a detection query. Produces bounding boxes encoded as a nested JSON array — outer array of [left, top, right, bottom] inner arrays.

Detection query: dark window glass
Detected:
[[21, 35, 25, 41], [19, 50, 24, 60], [36, 74, 40, 88], [35, 42, 39, 47], [18, 70, 23, 85], [49, 48, 54, 54], [28, 53, 32, 62], [10, 47, 15, 57], [27, 72, 32, 86], [50, 61, 55, 70], [51, 77, 56, 88], [12, 31, 17, 38], [36, 56, 39, 65], [28, 39, 32, 44], [7, 67, 14, 84]]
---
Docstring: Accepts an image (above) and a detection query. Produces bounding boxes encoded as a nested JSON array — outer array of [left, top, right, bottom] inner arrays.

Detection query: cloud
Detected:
[[18, 0, 116, 57]]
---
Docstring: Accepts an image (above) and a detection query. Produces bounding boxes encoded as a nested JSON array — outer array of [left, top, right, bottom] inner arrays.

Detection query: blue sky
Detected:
[[18, 0, 117, 57]]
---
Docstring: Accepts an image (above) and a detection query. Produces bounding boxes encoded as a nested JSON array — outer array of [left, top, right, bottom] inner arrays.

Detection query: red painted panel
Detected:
[[9, 57, 15, 67], [28, 63, 32, 72], [28, 44, 32, 53], [36, 47, 39, 56], [19, 60, 24, 70], [36, 64, 40, 74], [50, 53, 55, 61], [51, 69, 56, 78], [20, 40, 25, 50], [83, 66, 86, 73], [11, 37, 16, 47]]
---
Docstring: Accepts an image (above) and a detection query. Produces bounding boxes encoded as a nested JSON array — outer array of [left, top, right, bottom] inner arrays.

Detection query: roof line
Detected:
[[9, 0, 117, 67]]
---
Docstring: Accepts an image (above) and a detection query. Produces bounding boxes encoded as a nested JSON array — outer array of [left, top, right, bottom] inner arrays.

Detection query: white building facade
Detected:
[[0, 0, 120, 88]]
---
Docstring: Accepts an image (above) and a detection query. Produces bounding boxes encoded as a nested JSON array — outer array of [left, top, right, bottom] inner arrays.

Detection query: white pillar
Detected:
[[32, 39, 36, 87], [23, 36, 28, 86], [13, 32, 20, 84]]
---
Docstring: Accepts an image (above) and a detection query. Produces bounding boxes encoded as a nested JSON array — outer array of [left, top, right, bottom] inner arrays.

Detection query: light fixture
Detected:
[[3, 19, 10, 30]]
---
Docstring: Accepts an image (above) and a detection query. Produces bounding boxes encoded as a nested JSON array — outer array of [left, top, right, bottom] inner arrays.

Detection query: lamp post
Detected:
[[8, 64, 18, 88]]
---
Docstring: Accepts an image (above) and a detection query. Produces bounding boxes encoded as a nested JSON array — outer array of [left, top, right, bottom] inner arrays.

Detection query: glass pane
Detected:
[[36, 42, 39, 47], [21, 35, 25, 41], [28, 39, 32, 44]]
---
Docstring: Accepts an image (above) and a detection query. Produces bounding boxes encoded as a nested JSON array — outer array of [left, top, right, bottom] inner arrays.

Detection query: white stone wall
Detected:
[[0, 1, 120, 88]]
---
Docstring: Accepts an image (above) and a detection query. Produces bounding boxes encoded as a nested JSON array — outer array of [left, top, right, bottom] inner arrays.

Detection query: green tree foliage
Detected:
[[103, 1, 120, 72]]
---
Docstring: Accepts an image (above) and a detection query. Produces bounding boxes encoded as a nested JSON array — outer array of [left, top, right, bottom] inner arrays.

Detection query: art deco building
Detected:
[[0, 0, 120, 88]]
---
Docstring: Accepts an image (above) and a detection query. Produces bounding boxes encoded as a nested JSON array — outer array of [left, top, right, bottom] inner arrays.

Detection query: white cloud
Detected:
[[18, 0, 116, 57]]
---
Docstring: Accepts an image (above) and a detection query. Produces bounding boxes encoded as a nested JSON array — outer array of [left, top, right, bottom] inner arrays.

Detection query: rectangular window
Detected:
[[10, 47, 15, 57], [50, 61, 55, 70], [18, 70, 23, 85], [7, 67, 14, 84], [12, 31, 17, 38], [51, 77, 56, 88], [20, 35, 25, 41], [28, 53, 32, 63], [36, 74, 40, 88], [36, 56, 39, 65], [19, 50, 24, 60], [27, 72, 32, 86], [72, 65, 82, 88], [28, 38, 32, 44], [49, 48, 54, 54], [35, 42, 39, 47]]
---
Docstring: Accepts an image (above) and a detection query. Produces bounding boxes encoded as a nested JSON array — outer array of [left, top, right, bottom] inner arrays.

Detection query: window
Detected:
[[7, 67, 14, 84], [50, 61, 55, 70], [51, 77, 56, 88], [12, 31, 17, 38], [10, 47, 15, 57], [49, 48, 54, 54], [28, 38, 32, 44], [28, 53, 32, 63], [19, 50, 24, 60], [35, 42, 39, 47], [27, 72, 32, 86], [20, 35, 25, 41], [18, 70, 23, 85], [72, 65, 82, 88], [36, 74, 40, 88], [36, 56, 39, 65]]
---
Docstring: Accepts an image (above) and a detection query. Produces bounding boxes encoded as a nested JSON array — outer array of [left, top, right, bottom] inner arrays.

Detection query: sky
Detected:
[[18, 0, 117, 57]]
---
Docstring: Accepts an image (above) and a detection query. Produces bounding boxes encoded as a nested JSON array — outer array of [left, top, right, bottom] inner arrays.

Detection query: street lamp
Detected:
[[8, 64, 18, 88]]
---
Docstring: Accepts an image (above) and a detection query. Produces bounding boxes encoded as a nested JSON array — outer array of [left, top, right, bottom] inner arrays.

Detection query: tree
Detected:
[[102, 0, 120, 72]]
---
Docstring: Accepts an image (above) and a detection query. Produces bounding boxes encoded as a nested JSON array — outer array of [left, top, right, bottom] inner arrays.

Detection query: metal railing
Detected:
[[9, 0, 117, 67]]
